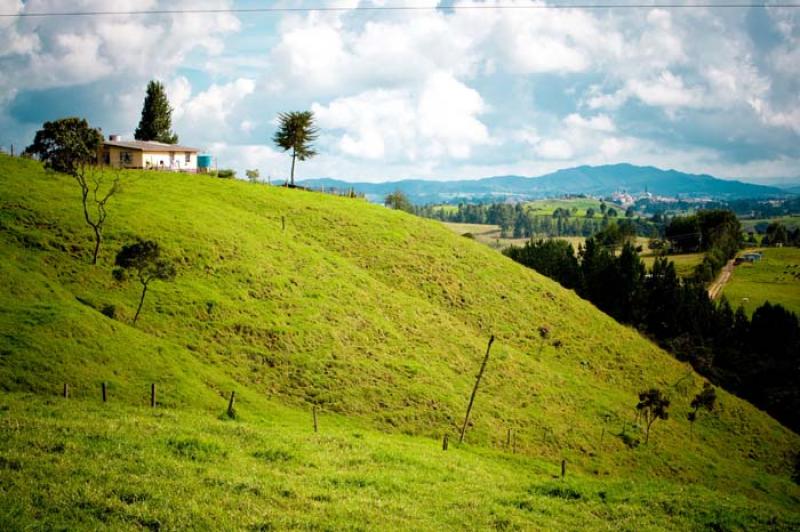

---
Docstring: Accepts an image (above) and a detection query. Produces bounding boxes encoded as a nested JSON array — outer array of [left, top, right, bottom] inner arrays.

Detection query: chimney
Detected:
[[109, 134, 121, 141]]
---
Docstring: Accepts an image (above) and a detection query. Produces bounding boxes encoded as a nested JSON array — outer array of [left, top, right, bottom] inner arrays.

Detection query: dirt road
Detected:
[[708, 259, 735, 300]]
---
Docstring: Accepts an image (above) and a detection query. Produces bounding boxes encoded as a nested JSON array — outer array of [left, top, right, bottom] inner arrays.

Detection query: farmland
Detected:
[[722, 247, 800, 316]]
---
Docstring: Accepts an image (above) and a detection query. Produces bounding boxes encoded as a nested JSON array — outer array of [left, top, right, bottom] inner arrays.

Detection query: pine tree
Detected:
[[134, 81, 178, 144], [273, 111, 318, 186]]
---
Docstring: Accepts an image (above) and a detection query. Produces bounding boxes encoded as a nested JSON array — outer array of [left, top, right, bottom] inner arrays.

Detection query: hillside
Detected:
[[300, 163, 787, 203], [1, 154, 799, 529]]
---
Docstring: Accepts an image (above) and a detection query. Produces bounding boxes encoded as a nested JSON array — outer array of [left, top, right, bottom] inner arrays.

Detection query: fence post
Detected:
[[227, 391, 236, 418], [561, 459, 566, 478], [506, 428, 512, 449], [151, 383, 157, 408], [442, 433, 449, 451], [63, 383, 69, 399], [312, 405, 318, 433], [102, 382, 107, 403]]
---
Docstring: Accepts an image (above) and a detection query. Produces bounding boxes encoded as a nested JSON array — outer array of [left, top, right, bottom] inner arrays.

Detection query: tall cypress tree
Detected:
[[134, 80, 178, 144]]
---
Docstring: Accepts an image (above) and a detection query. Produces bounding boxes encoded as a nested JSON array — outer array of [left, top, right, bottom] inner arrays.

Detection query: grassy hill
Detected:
[[1, 154, 798, 529], [722, 247, 800, 316]]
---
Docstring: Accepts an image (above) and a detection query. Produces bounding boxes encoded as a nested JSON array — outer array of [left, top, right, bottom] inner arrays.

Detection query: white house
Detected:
[[100, 136, 199, 172]]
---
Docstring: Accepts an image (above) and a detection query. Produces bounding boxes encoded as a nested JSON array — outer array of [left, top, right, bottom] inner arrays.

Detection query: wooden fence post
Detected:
[[151, 383, 157, 408], [227, 391, 236, 418], [442, 433, 449, 451], [102, 382, 107, 403], [312, 405, 318, 433], [459, 335, 495, 444], [63, 383, 69, 399], [561, 459, 566, 478], [506, 428, 512, 449]]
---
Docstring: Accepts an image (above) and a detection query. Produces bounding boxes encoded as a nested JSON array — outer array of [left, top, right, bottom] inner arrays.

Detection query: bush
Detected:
[[208, 169, 236, 179], [100, 304, 117, 319]]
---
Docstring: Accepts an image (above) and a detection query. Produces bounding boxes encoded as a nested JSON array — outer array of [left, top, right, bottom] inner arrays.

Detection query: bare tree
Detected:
[[24, 117, 120, 264], [77, 166, 121, 265]]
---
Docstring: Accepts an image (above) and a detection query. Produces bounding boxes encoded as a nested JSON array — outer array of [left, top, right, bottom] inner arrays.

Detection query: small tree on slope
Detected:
[[688, 382, 717, 433], [636, 388, 670, 444], [113, 240, 176, 326]]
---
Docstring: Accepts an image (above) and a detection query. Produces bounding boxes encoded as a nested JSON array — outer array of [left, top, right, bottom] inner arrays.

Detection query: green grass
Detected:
[[721, 247, 800, 316], [1, 154, 799, 528], [642, 253, 706, 278], [523, 198, 605, 217], [2, 394, 797, 531]]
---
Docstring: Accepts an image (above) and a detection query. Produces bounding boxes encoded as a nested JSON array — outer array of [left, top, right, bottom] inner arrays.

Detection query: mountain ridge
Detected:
[[299, 163, 789, 203]]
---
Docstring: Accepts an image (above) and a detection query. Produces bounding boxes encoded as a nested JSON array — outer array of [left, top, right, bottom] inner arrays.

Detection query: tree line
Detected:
[[412, 200, 659, 239], [504, 212, 800, 433]]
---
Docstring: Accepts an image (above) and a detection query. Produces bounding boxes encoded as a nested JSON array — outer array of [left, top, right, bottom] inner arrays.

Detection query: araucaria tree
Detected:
[[636, 388, 670, 444], [134, 80, 178, 144], [688, 382, 717, 432], [273, 111, 318, 186], [113, 240, 177, 326], [24, 117, 120, 265]]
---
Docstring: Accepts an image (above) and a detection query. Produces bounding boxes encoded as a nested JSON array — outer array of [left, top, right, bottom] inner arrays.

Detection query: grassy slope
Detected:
[[641, 252, 706, 278], [1, 155, 798, 528], [722, 247, 800, 316]]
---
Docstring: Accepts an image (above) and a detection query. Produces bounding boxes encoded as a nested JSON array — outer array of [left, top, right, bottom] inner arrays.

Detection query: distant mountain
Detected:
[[299, 163, 789, 204]]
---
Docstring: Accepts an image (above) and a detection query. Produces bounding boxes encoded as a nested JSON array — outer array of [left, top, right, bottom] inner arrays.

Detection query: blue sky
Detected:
[[1, 0, 798, 184]]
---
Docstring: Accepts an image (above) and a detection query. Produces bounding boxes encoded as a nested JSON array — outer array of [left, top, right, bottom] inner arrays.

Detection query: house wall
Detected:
[[142, 151, 197, 171], [102, 147, 143, 169], [100, 146, 198, 171]]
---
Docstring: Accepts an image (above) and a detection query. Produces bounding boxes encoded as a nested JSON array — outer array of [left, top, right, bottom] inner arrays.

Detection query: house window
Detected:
[[185, 153, 191, 163], [120, 151, 133, 165], [103, 150, 110, 165]]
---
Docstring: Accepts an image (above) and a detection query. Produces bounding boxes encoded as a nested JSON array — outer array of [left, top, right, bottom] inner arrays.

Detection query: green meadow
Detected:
[[1, 155, 798, 529], [641, 252, 706, 278], [722, 247, 800, 316]]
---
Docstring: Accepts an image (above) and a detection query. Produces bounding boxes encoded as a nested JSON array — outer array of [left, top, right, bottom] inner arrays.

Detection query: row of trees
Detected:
[[505, 221, 800, 432], [413, 201, 657, 239]]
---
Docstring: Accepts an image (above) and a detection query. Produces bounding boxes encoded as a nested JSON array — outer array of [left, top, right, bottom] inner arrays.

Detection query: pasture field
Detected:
[[722, 247, 800, 316], [641, 252, 706, 278], [523, 198, 606, 216], [1, 155, 798, 529]]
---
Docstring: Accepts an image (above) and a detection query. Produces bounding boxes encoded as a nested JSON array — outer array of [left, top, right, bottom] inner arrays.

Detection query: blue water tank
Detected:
[[197, 154, 213, 169]]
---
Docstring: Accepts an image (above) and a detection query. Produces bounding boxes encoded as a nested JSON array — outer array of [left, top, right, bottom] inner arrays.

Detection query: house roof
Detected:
[[103, 140, 199, 153]]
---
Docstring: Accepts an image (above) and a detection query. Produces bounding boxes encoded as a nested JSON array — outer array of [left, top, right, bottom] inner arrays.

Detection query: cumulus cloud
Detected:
[[0, 0, 239, 95], [312, 72, 490, 162], [1, 0, 798, 182]]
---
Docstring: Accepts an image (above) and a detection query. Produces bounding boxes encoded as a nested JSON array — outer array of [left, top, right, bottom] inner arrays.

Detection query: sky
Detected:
[[0, 0, 799, 184]]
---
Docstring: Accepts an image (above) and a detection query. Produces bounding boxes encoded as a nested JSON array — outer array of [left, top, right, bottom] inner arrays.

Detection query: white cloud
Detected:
[[627, 71, 705, 109], [312, 72, 490, 162], [177, 78, 256, 126], [0, 0, 240, 93], [534, 139, 573, 160]]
